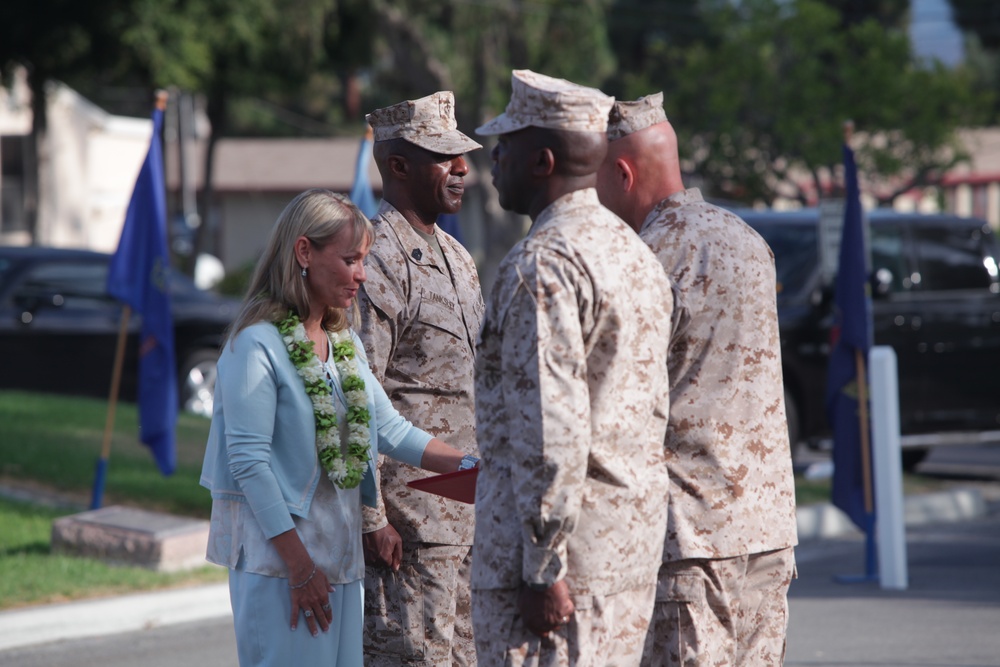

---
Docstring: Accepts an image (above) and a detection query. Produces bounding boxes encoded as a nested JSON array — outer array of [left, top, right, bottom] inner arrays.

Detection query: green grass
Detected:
[[0, 390, 213, 518], [0, 496, 225, 610], [0, 390, 226, 609]]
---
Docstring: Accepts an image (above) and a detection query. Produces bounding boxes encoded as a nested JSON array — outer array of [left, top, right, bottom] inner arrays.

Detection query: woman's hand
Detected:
[[288, 563, 336, 636], [271, 528, 335, 636]]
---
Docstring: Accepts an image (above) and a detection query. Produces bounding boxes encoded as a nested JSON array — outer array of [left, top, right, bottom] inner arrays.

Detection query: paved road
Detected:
[[786, 511, 1000, 666], [918, 442, 1000, 480], [4, 505, 999, 667], [1, 616, 237, 667]]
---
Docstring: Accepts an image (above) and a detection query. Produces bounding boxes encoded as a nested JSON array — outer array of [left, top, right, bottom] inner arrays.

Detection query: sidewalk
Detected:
[[787, 504, 1000, 666], [1, 484, 998, 654]]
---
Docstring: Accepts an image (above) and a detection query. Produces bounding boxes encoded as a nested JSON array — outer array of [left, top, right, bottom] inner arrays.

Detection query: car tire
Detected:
[[901, 447, 929, 472], [178, 349, 219, 418]]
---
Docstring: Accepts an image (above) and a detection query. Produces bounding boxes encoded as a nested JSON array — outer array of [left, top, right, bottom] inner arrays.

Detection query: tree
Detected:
[[618, 0, 990, 206], [950, 0, 1000, 50], [360, 0, 618, 284], [0, 0, 142, 242], [818, 0, 909, 28]]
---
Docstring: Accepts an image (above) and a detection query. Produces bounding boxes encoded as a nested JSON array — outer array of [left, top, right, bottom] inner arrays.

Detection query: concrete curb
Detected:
[[0, 487, 991, 653], [0, 583, 231, 652], [796, 486, 987, 540]]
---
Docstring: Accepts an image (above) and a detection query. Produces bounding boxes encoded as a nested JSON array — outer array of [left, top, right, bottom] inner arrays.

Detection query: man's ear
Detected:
[[616, 158, 636, 193], [388, 154, 408, 179], [532, 147, 556, 178]]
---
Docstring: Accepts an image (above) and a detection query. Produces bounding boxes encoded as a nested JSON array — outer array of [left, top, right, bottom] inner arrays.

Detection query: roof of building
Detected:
[[165, 137, 385, 194], [165, 136, 485, 194]]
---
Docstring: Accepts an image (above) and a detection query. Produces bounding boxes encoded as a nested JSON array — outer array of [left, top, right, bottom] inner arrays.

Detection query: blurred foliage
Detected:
[[950, 0, 1000, 51], [214, 259, 256, 298], [618, 0, 992, 205], [2, 0, 1000, 211]]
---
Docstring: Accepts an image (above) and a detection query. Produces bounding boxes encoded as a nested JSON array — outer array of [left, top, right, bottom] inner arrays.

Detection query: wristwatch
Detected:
[[458, 455, 479, 471]]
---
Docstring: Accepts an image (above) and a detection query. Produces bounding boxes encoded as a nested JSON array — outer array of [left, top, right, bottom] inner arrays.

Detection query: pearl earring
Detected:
[[301, 267, 307, 277]]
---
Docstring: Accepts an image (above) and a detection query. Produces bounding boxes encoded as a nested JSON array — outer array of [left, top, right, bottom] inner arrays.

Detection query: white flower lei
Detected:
[[277, 311, 371, 489]]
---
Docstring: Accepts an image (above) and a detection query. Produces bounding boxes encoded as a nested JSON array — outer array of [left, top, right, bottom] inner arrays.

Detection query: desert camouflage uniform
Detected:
[[637, 189, 798, 667], [358, 200, 484, 666], [472, 188, 674, 666]]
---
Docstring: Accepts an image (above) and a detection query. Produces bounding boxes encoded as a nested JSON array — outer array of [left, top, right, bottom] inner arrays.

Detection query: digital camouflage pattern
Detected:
[[357, 200, 484, 546], [472, 188, 673, 596], [357, 200, 483, 665], [638, 188, 797, 561], [475, 69, 615, 136], [606, 93, 667, 141], [641, 547, 795, 667], [367, 91, 482, 155], [365, 544, 475, 666], [473, 584, 656, 667]]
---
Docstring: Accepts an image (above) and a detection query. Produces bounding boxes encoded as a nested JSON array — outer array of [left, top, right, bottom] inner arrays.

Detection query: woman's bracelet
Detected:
[[288, 564, 317, 590]]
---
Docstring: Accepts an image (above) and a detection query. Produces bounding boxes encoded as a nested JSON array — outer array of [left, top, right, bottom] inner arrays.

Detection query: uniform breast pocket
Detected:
[[415, 293, 468, 342]]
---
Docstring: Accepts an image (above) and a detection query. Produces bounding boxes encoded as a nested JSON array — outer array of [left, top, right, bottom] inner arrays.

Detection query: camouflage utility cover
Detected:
[[357, 201, 484, 545], [367, 90, 482, 156], [475, 69, 615, 136], [641, 188, 798, 560], [606, 92, 667, 141], [473, 188, 673, 595]]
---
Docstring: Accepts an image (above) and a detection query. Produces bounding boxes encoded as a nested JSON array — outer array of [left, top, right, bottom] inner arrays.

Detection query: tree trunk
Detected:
[[24, 72, 45, 245]]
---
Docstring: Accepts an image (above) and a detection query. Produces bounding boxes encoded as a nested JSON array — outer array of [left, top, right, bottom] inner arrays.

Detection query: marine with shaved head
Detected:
[[597, 93, 798, 667]]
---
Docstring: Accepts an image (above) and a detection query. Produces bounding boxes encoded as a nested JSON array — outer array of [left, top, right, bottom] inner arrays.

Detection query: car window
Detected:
[[870, 224, 908, 293], [911, 225, 993, 292], [749, 221, 818, 294], [13, 260, 114, 311]]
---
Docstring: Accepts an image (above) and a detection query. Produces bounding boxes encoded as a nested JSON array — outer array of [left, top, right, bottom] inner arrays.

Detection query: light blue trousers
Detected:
[[229, 570, 363, 667]]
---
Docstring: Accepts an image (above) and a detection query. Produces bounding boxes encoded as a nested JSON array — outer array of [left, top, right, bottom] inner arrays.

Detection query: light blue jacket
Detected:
[[199, 321, 431, 539]]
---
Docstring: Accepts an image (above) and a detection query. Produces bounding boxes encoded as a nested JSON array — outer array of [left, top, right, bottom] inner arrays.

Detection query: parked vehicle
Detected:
[[0, 246, 239, 417], [737, 209, 1000, 469]]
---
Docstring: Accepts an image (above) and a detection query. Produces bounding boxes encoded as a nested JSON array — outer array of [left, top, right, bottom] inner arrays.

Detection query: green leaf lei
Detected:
[[276, 311, 371, 489]]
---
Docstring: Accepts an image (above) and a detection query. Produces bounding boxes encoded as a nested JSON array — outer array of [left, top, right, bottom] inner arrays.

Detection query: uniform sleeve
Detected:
[[220, 331, 296, 539], [502, 251, 592, 587], [356, 254, 407, 385], [354, 335, 433, 532], [357, 254, 408, 532]]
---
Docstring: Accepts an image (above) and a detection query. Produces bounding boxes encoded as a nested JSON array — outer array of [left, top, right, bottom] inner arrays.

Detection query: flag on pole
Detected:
[[349, 131, 378, 218], [826, 140, 873, 531], [106, 97, 177, 476], [436, 213, 464, 246]]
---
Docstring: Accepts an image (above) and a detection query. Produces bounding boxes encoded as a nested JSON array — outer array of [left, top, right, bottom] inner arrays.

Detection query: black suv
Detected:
[[737, 209, 1000, 468], [0, 246, 239, 417]]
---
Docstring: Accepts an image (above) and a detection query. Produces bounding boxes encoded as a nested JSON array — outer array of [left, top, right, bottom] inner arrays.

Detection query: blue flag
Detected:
[[106, 104, 176, 476], [436, 213, 464, 246], [826, 143, 873, 531], [349, 136, 378, 218]]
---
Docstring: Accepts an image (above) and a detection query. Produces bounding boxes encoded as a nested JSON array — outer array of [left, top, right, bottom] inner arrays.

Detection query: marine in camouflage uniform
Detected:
[[598, 93, 798, 667], [358, 91, 484, 666], [472, 70, 674, 667]]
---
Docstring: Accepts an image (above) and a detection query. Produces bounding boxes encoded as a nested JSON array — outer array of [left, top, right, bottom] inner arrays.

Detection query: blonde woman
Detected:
[[201, 189, 468, 666]]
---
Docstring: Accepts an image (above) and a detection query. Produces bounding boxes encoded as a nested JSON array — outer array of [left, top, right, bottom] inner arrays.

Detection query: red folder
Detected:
[[406, 467, 478, 504]]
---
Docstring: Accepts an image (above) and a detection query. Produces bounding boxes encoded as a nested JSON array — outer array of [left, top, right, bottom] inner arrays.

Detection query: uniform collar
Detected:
[[640, 188, 704, 234], [376, 200, 443, 267]]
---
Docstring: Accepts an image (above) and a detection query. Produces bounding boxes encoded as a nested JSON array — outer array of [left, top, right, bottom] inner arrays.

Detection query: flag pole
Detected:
[[844, 120, 875, 517], [838, 120, 877, 581], [90, 90, 170, 510], [91, 306, 131, 509]]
